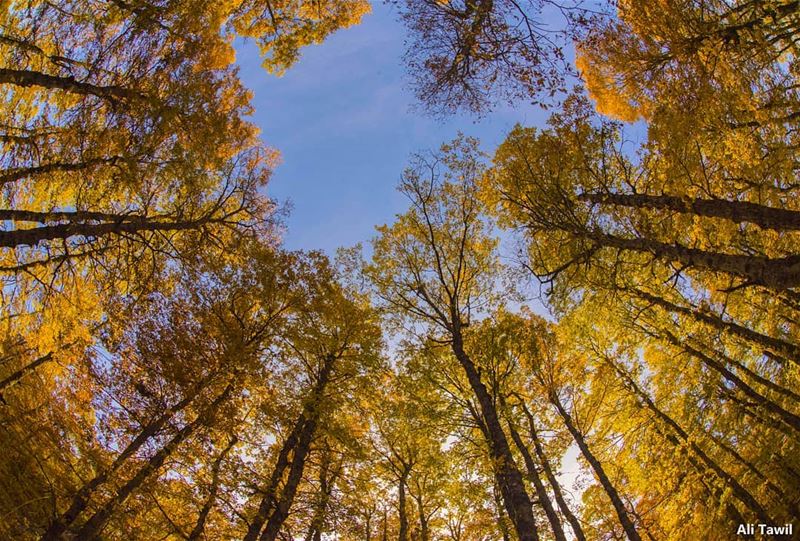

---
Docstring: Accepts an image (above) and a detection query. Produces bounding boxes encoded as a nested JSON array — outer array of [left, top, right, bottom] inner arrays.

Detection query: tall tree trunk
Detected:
[[397, 467, 411, 541], [549, 393, 642, 541], [493, 481, 512, 541], [518, 402, 587, 541], [631, 288, 800, 364], [504, 413, 567, 541], [41, 373, 215, 540], [0, 352, 53, 402], [604, 356, 775, 525], [585, 229, 800, 290], [187, 435, 239, 541], [259, 415, 319, 541], [657, 328, 800, 435], [244, 354, 335, 541], [693, 336, 800, 403], [578, 191, 800, 231], [364, 509, 372, 541], [0, 68, 145, 103], [654, 422, 747, 527], [0, 208, 149, 224], [304, 449, 338, 541], [0, 157, 124, 185], [0, 213, 220, 249], [451, 327, 539, 541], [412, 487, 430, 541], [71, 381, 235, 540], [242, 415, 308, 541]]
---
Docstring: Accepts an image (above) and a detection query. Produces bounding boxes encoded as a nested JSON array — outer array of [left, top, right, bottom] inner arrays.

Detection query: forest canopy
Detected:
[[1, 0, 798, 540]]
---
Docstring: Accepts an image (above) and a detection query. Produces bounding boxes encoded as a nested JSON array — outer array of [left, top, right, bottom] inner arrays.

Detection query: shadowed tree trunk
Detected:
[[451, 326, 540, 541], [549, 393, 642, 541], [0, 157, 124, 185], [0, 68, 145, 103], [397, 463, 412, 541], [502, 401, 566, 541], [656, 328, 800, 435], [518, 402, 587, 541], [71, 381, 236, 540], [583, 230, 800, 290], [630, 288, 800, 364], [187, 435, 239, 541], [41, 372, 217, 540], [603, 355, 776, 524], [578, 191, 800, 231], [304, 447, 340, 541], [0, 212, 221, 249], [0, 352, 53, 402], [244, 354, 335, 541]]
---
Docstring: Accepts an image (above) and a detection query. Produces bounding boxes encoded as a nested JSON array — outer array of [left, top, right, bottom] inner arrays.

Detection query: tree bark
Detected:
[[187, 435, 239, 541], [631, 288, 800, 365], [0, 156, 124, 185], [549, 393, 642, 541], [0, 68, 145, 103], [0, 213, 219, 249], [604, 356, 775, 525], [519, 402, 587, 541], [304, 449, 338, 541], [586, 229, 800, 290], [397, 467, 411, 541], [504, 413, 567, 541], [41, 374, 215, 540], [258, 415, 319, 541], [0, 352, 53, 402], [451, 327, 540, 541], [71, 381, 235, 540], [578, 191, 800, 231], [244, 354, 335, 541], [658, 328, 800, 435], [0, 208, 148, 224]]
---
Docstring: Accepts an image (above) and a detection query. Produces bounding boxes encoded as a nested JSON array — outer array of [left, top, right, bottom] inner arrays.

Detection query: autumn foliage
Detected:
[[1, 0, 798, 540]]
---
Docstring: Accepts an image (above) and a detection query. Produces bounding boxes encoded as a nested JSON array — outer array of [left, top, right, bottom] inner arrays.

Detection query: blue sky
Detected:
[[234, 2, 550, 254]]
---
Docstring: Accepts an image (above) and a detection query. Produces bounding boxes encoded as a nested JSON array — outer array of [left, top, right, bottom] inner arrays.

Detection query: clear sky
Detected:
[[234, 2, 550, 254]]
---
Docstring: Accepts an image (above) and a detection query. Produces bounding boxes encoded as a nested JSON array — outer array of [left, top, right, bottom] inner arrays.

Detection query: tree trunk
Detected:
[[304, 449, 338, 541], [0, 156, 124, 185], [578, 191, 800, 231], [0, 213, 218, 249], [631, 288, 800, 364], [72, 381, 235, 540], [493, 481, 512, 541], [412, 490, 430, 541], [41, 374, 215, 540], [0, 68, 145, 103], [658, 328, 800, 435], [364, 509, 372, 541], [0, 352, 53, 402], [187, 435, 239, 541], [605, 356, 775, 525], [398, 467, 411, 541], [0, 208, 147, 224], [587, 229, 800, 290], [245, 354, 335, 541], [451, 328, 539, 541], [550, 393, 642, 541], [505, 414, 567, 541], [258, 415, 319, 541], [519, 402, 587, 541]]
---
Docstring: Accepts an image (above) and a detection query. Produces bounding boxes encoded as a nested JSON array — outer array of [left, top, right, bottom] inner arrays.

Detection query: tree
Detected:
[[393, 0, 579, 115], [367, 137, 541, 541]]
